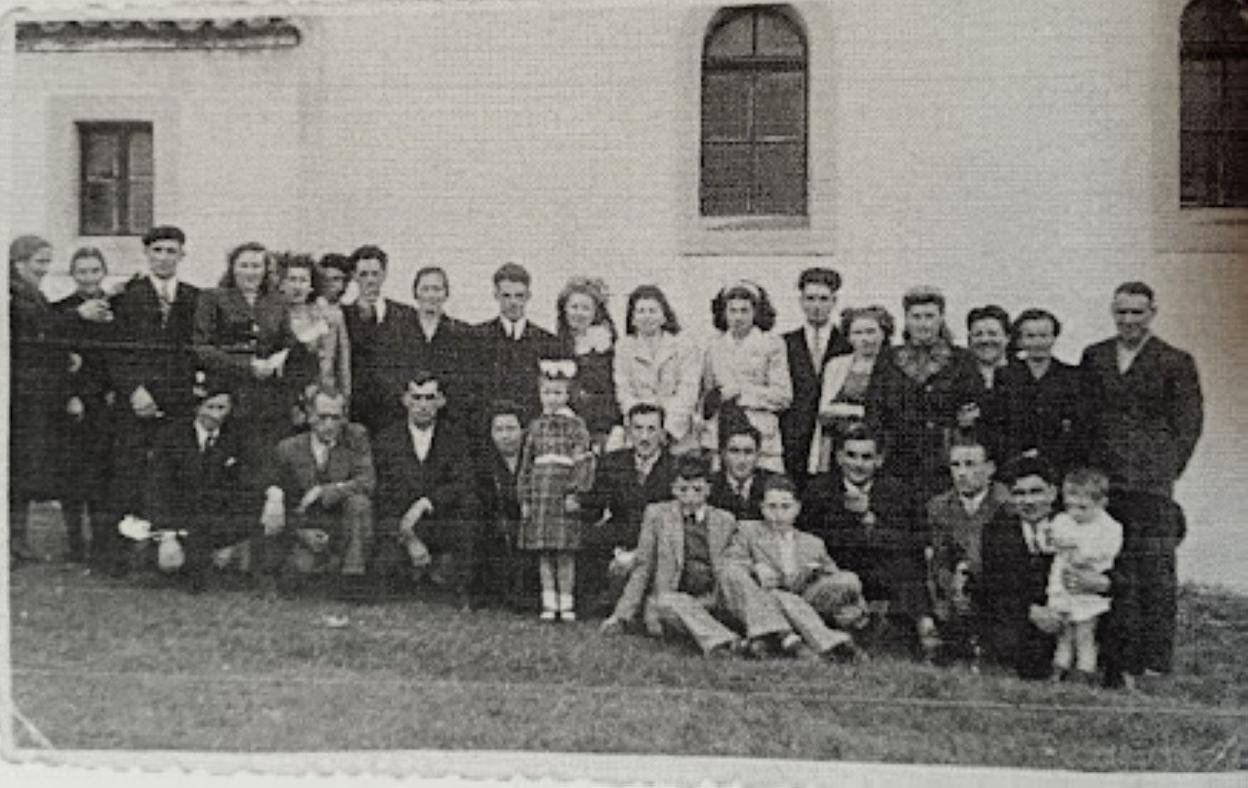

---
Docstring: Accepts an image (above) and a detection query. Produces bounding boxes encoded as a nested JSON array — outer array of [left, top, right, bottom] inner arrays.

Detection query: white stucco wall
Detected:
[[9, 0, 1247, 588]]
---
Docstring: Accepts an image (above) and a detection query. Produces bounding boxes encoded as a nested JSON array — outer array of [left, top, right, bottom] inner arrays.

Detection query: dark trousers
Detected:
[[982, 613, 1055, 680], [376, 509, 483, 594], [1104, 491, 1184, 677], [95, 412, 168, 569], [473, 519, 539, 610]]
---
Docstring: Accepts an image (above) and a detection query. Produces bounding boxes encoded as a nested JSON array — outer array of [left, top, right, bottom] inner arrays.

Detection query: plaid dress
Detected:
[[517, 411, 595, 551]]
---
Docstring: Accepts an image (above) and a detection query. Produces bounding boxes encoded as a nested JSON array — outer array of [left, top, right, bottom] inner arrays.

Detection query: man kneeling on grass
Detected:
[[724, 476, 867, 661]]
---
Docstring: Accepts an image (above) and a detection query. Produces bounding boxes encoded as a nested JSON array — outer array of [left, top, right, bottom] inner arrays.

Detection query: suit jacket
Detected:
[[780, 324, 851, 478], [612, 502, 738, 628], [800, 471, 927, 615], [412, 313, 476, 421], [726, 520, 840, 594], [472, 317, 561, 426], [708, 468, 779, 522], [977, 509, 1056, 677], [271, 423, 376, 508], [110, 275, 200, 417], [343, 298, 421, 434], [1080, 336, 1203, 496], [54, 291, 116, 404], [148, 420, 256, 545], [926, 482, 1012, 578], [372, 419, 477, 530], [580, 448, 677, 550], [992, 358, 1091, 473]]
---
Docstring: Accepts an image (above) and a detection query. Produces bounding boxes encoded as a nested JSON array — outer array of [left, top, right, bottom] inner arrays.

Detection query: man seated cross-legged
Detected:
[[723, 475, 867, 661]]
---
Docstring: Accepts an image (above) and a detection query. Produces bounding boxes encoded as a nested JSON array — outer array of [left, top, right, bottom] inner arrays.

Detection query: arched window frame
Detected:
[[699, 5, 809, 218]]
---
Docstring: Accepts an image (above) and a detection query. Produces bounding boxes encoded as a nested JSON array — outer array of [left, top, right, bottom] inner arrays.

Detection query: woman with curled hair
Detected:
[[278, 253, 351, 404], [556, 276, 619, 449], [702, 280, 792, 472], [808, 305, 897, 474], [612, 284, 702, 453]]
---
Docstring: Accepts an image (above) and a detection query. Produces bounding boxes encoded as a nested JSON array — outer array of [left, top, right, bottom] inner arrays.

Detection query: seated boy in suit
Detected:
[[600, 453, 791, 657], [726, 475, 866, 660]]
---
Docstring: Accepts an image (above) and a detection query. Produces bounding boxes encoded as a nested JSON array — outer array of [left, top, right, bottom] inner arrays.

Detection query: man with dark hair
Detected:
[[410, 266, 474, 425], [1080, 281, 1203, 680], [780, 267, 851, 488], [709, 420, 778, 521], [801, 423, 928, 653], [472, 262, 560, 427], [262, 387, 376, 601], [342, 244, 420, 436], [100, 224, 200, 575], [372, 371, 481, 608], [924, 432, 1011, 661], [579, 402, 678, 613]]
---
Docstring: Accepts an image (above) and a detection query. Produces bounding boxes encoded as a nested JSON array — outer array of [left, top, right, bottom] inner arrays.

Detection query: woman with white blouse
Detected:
[[701, 281, 792, 473], [611, 285, 702, 454]]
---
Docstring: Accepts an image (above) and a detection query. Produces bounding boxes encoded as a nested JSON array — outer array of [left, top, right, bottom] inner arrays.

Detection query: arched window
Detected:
[[1181, 0, 1248, 207], [700, 6, 807, 217]]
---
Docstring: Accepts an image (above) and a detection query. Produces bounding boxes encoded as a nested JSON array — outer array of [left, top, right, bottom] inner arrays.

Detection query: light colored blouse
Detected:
[[701, 327, 792, 468], [290, 298, 351, 398], [613, 331, 702, 442]]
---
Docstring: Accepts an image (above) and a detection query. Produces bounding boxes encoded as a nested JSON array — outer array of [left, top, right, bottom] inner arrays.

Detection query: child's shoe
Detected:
[[558, 593, 576, 622], [540, 590, 558, 622]]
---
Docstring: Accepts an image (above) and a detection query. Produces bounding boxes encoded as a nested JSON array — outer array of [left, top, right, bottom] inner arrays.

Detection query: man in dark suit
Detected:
[[147, 376, 257, 591], [1080, 281, 1203, 679], [579, 402, 678, 614], [342, 245, 420, 437], [471, 262, 561, 428], [780, 268, 851, 488], [977, 453, 1059, 680], [372, 371, 482, 608], [410, 266, 475, 425], [99, 225, 200, 574], [708, 421, 779, 522], [261, 387, 376, 599], [800, 423, 928, 653]]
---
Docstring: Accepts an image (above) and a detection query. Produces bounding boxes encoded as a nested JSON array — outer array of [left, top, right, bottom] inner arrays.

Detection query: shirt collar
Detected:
[[501, 316, 527, 338], [635, 450, 660, 476], [194, 421, 216, 447], [682, 506, 707, 524], [310, 431, 336, 453], [843, 477, 873, 495], [149, 274, 177, 298], [960, 488, 990, 514]]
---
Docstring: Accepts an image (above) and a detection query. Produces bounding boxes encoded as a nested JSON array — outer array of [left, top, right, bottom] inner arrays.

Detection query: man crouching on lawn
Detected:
[[724, 476, 867, 661], [259, 386, 375, 601], [601, 452, 793, 657]]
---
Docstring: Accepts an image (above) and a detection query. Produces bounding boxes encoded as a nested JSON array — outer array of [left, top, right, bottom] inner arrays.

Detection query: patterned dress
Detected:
[[517, 410, 596, 551]]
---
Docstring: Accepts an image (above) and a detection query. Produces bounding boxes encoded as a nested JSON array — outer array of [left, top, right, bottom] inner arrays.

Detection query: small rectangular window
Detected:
[[78, 121, 154, 236]]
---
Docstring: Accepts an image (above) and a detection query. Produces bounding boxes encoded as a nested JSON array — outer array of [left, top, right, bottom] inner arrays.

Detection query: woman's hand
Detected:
[[251, 357, 275, 379]]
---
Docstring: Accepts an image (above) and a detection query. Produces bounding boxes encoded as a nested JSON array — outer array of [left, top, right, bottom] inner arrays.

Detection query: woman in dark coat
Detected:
[[9, 235, 72, 564], [192, 242, 303, 469], [868, 286, 982, 501], [53, 247, 120, 562]]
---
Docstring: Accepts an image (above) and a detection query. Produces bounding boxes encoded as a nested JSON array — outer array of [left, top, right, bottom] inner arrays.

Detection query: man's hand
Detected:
[[68, 352, 83, 374], [130, 386, 160, 419], [250, 357, 276, 380], [399, 498, 434, 537], [600, 615, 626, 635], [297, 485, 324, 514], [66, 396, 85, 419], [296, 528, 330, 553], [564, 494, 580, 513]]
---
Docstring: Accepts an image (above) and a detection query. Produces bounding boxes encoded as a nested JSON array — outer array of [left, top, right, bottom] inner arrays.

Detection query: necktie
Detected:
[[203, 432, 217, 453], [157, 283, 172, 324]]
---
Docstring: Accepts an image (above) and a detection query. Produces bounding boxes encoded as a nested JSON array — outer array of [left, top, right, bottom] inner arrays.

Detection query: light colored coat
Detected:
[[702, 327, 793, 471], [613, 332, 703, 444]]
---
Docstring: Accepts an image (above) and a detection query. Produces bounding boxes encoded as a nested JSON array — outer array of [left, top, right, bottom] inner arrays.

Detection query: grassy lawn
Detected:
[[7, 557, 1246, 773]]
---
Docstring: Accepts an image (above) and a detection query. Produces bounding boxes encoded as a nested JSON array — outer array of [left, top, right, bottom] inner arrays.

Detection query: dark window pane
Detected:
[[706, 13, 753, 58], [128, 177, 154, 233], [1182, 0, 1225, 45], [757, 12, 803, 56], [754, 72, 804, 138], [84, 132, 120, 178], [754, 142, 805, 214], [1224, 132, 1248, 204], [1181, 130, 1217, 205], [703, 73, 751, 140], [702, 143, 752, 215], [82, 181, 118, 234], [1182, 60, 1221, 132], [128, 130, 154, 177]]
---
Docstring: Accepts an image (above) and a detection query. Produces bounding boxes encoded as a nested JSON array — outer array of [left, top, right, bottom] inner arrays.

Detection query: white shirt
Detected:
[[310, 433, 336, 469], [500, 316, 527, 341], [194, 422, 218, 452], [408, 422, 434, 462], [359, 297, 387, 324], [149, 275, 177, 305], [806, 322, 830, 369], [1116, 334, 1151, 374], [959, 488, 989, 516], [1019, 518, 1048, 555], [843, 477, 874, 496], [634, 450, 660, 480], [774, 526, 799, 581]]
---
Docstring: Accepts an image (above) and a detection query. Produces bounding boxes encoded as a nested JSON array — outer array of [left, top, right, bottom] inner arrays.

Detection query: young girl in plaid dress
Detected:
[[518, 360, 597, 620]]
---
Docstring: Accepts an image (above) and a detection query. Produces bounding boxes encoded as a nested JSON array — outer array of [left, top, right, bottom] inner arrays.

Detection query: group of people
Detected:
[[9, 227, 1203, 689]]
